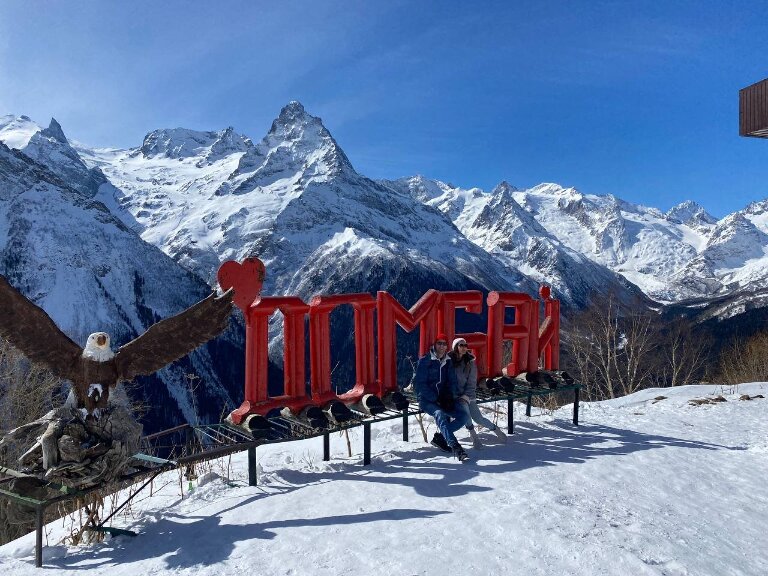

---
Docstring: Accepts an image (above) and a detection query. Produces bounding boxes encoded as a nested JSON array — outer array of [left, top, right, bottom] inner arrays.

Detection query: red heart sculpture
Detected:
[[217, 258, 266, 311]]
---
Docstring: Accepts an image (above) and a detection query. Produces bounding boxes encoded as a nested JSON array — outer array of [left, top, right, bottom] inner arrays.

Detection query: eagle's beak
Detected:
[[96, 334, 107, 347]]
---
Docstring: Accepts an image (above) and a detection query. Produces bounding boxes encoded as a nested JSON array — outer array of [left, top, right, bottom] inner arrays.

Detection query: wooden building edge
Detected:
[[740, 77, 768, 138]]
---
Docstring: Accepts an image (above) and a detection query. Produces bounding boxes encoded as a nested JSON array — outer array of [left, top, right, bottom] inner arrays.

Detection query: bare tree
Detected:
[[659, 318, 712, 387], [613, 307, 661, 396], [566, 294, 720, 399], [717, 331, 768, 385], [566, 293, 621, 400], [565, 326, 601, 400], [565, 293, 662, 400]]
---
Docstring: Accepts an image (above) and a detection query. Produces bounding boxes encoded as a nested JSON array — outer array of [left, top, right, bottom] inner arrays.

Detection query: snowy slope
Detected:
[[2, 383, 766, 575], [0, 140, 242, 432]]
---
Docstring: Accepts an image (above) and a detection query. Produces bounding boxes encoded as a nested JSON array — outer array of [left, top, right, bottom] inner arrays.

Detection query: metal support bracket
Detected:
[[248, 447, 257, 486], [363, 422, 371, 465], [573, 388, 580, 426], [35, 506, 44, 568]]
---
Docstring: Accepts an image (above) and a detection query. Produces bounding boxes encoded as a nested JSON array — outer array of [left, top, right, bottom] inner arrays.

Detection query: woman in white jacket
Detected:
[[449, 338, 507, 449]]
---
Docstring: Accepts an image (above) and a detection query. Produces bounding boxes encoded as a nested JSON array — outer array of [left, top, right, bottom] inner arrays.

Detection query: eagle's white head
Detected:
[[82, 332, 115, 362]]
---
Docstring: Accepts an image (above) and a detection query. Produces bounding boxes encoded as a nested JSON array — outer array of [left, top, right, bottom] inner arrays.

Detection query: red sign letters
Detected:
[[218, 258, 560, 423]]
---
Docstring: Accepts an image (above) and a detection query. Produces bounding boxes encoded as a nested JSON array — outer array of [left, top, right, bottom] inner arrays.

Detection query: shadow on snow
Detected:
[[38, 419, 731, 570]]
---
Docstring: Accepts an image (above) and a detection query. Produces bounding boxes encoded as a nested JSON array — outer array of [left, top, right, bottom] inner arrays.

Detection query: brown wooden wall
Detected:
[[740, 78, 768, 138]]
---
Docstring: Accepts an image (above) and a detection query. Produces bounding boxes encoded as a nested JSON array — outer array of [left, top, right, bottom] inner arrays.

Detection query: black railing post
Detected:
[[402, 410, 409, 442], [508, 398, 514, 434], [573, 387, 580, 426], [526, 393, 533, 417], [248, 447, 257, 486], [35, 505, 44, 568], [363, 422, 371, 465], [323, 432, 330, 461]]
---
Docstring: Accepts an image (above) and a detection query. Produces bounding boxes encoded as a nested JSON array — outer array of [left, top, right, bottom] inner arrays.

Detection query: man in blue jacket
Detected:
[[414, 333, 470, 461]]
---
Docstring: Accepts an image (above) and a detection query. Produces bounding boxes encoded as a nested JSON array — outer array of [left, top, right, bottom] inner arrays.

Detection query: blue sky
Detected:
[[1, 1, 766, 216]]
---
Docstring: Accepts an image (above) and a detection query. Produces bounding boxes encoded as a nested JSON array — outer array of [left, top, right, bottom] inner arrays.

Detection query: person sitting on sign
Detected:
[[449, 337, 507, 450], [413, 333, 470, 461]]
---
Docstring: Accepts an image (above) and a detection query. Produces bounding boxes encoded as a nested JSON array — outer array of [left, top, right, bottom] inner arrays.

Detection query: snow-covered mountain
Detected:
[[673, 203, 768, 296], [0, 136, 242, 433], [46, 101, 768, 310], [77, 102, 525, 305], [72, 104, 548, 385], [8, 105, 768, 314], [393, 179, 707, 302], [381, 177, 646, 307], [0, 115, 108, 199], [383, 175, 768, 304], [510, 185, 768, 303], [5, 103, 768, 404]]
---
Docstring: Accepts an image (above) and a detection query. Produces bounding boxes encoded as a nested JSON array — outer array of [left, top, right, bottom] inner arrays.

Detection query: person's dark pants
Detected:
[[420, 401, 470, 448]]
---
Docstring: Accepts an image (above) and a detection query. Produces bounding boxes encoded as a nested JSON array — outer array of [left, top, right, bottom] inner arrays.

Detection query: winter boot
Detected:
[[468, 427, 483, 450], [452, 444, 469, 462], [430, 432, 451, 453], [492, 426, 508, 443]]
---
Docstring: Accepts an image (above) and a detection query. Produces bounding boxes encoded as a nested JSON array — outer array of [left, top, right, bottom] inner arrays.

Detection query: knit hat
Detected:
[[435, 333, 449, 343], [452, 337, 467, 351]]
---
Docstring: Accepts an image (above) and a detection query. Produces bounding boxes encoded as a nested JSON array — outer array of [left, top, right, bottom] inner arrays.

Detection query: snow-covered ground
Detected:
[[2, 383, 767, 575]]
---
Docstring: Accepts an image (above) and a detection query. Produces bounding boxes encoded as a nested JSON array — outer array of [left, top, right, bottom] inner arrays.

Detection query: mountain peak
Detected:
[[528, 182, 577, 196], [250, 101, 354, 178], [494, 180, 518, 191], [394, 175, 450, 202], [138, 126, 251, 160], [267, 100, 327, 142], [491, 181, 518, 199], [666, 200, 716, 226], [278, 100, 308, 121], [41, 118, 68, 144]]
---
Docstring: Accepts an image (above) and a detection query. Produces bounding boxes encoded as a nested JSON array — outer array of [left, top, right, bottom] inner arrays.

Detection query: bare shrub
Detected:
[[0, 337, 63, 444]]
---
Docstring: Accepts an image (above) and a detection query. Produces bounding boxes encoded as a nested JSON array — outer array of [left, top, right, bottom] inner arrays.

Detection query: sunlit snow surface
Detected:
[[0, 115, 40, 149], [2, 383, 767, 575]]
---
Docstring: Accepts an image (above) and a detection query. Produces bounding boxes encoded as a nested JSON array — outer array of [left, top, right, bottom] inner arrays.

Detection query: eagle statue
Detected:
[[0, 274, 233, 419]]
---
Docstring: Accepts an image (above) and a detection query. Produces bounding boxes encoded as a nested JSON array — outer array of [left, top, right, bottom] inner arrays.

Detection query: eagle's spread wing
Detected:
[[0, 275, 82, 379], [114, 289, 233, 381]]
